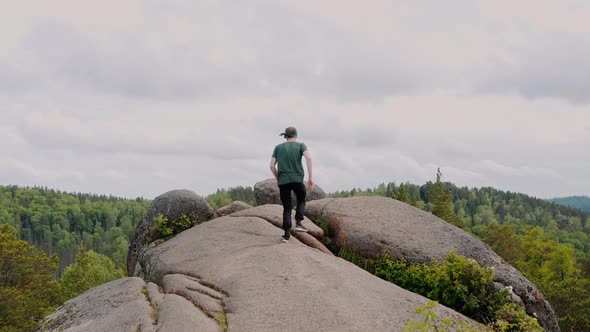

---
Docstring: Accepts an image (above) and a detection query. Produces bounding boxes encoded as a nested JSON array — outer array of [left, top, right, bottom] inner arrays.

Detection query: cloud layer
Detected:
[[1, 0, 589, 199]]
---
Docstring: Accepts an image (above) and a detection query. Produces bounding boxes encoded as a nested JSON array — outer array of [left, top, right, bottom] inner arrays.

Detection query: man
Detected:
[[270, 126, 314, 243]]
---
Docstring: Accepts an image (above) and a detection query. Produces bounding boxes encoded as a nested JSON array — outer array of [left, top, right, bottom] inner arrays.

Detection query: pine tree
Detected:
[[427, 169, 464, 228], [396, 183, 410, 204]]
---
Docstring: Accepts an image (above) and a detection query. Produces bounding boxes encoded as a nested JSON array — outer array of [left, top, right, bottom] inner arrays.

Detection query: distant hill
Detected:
[[549, 195, 590, 212]]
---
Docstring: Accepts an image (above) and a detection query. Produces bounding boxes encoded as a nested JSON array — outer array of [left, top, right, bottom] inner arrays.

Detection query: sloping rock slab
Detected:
[[138, 214, 481, 331], [230, 204, 331, 254], [230, 204, 323, 238], [254, 178, 326, 206], [305, 196, 559, 332]]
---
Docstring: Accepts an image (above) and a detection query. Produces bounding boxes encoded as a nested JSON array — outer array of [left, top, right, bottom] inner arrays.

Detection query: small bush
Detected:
[[310, 217, 331, 237], [152, 213, 198, 238], [340, 249, 540, 329], [403, 300, 483, 332], [491, 303, 543, 332], [372, 250, 509, 323]]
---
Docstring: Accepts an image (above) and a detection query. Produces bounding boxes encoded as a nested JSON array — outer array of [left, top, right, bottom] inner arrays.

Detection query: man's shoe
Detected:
[[281, 236, 289, 243], [294, 224, 309, 233]]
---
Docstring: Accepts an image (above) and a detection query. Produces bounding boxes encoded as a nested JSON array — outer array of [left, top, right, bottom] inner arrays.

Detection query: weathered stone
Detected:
[[230, 204, 323, 238], [305, 196, 559, 332], [36, 276, 222, 332], [35, 278, 153, 332], [216, 200, 252, 216], [254, 178, 326, 206], [230, 204, 330, 254], [128, 189, 214, 276], [137, 214, 481, 331]]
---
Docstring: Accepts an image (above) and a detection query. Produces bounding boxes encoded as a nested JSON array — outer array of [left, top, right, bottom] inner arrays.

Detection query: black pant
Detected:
[[279, 182, 306, 239]]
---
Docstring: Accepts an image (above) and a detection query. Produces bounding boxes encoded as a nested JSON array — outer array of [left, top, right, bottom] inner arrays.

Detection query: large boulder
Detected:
[[305, 196, 559, 332], [216, 200, 252, 216], [127, 189, 214, 276], [254, 178, 326, 206]]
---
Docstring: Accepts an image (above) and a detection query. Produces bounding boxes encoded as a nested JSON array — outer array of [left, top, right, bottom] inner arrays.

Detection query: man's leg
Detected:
[[279, 184, 293, 240], [293, 182, 307, 226]]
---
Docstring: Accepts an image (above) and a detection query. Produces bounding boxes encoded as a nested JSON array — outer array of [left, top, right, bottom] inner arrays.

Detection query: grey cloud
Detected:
[[0, 64, 32, 93], [23, 21, 257, 101], [352, 128, 396, 147], [479, 34, 590, 103], [20, 5, 421, 102]]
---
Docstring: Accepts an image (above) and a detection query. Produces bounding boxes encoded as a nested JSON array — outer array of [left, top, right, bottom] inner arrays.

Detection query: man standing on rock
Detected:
[[270, 126, 314, 243]]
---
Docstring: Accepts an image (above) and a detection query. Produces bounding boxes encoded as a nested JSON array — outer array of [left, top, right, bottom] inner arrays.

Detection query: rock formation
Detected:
[[305, 196, 559, 332], [40, 194, 482, 332], [39, 192, 559, 331], [253, 178, 326, 206]]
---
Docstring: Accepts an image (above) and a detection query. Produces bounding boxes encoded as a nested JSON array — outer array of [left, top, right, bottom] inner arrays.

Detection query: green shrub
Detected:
[[152, 213, 198, 239], [426, 251, 508, 322], [339, 248, 541, 328], [338, 248, 376, 273], [310, 217, 331, 237], [403, 300, 483, 332], [372, 250, 509, 323], [491, 303, 543, 332]]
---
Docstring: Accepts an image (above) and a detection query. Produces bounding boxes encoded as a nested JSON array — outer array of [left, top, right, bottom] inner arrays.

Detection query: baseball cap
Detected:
[[279, 127, 298, 138]]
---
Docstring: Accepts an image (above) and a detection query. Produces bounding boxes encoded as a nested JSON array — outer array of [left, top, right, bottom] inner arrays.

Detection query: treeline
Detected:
[[330, 173, 590, 331], [550, 195, 590, 212], [206, 186, 256, 210], [0, 185, 150, 273]]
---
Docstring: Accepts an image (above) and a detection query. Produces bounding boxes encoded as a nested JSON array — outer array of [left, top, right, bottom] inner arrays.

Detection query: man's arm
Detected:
[[270, 157, 278, 180], [303, 150, 314, 191]]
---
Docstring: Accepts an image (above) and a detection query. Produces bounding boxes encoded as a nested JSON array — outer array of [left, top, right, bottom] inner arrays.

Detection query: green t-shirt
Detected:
[[272, 142, 307, 185]]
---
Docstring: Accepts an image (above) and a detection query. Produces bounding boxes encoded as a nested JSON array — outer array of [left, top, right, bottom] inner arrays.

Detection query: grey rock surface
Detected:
[[305, 196, 559, 332], [137, 214, 481, 332], [254, 178, 326, 206], [230, 204, 330, 254], [128, 189, 214, 276], [216, 200, 252, 216], [35, 277, 219, 332]]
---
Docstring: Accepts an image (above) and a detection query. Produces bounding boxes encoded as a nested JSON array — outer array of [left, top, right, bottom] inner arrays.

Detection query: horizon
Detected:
[[2, 1, 589, 200], [1, 179, 587, 202]]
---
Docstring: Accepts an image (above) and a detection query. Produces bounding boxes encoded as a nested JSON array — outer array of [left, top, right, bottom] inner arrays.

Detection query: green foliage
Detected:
[[403, 300, 483, 332], [371, 250, 509, 324], [153, 214, 173, 237], [310, 218, 331, 238], [0, 185, 149, 274], [396, 183, 410, 204], [328, 176, 590, 331], [59, 246, 124, 300], [481, 224, 524, 265], [491, 303, 543, 332], [0, 224, 62, 331], [151, 213, 198, 239], [549, 195, 590, 212], [340, 249, 539, 330], [215, 311, 228, 332], [206, 186, 256, 210], [338, 248, 376, 272], [427, 169, 465, 229]]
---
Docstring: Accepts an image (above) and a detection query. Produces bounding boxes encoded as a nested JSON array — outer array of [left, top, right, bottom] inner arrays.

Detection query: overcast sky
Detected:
[[1, 0, 589, 199]]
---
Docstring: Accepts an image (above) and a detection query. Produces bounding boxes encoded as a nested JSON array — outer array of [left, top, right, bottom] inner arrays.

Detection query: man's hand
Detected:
[[308, 179, 314, 191]]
